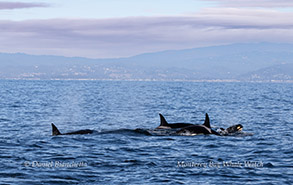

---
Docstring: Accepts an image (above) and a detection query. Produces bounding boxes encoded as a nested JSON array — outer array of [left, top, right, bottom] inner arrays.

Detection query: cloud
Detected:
[[1, 8, 293, 58], [195, 8, 293, 29], [0, 2, 49, 10], [204, 0, 293, 8]]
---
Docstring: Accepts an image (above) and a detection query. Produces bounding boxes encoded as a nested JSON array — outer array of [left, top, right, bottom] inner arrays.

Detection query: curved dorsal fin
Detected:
[[159, 114, 169, 126], [51, 123, 62, 135], [203, 113, 211, 128]]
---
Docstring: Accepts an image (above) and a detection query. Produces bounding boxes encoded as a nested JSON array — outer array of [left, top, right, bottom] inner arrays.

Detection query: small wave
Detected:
[[146, 161, 157, 166], [0, 155, 12, 159], [263, 162, 275, 168], [49, 157, 78, 161], [0, 118, 11, 122], [222, 132, 254, 137], [124, 159, 139, 163], [161, 137, 175, 141], [122, 159, 146, 166], [0, 172, 27, 178], [28, 144, 43, 148], [39, 179, 79, 185], [10, 104, 22, 108], [206, 144, 219, 148]]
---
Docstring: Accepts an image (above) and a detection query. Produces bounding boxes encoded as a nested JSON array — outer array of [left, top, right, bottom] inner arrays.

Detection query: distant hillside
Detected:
[[0, 43, 293, 81], [238, 64, 293, 82]]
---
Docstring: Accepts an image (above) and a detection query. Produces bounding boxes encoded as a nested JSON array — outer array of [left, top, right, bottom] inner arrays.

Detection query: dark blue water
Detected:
[[0, 80, 292, 184]]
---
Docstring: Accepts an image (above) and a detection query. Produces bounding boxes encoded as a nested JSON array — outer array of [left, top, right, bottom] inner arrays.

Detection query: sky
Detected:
[[0, 0, 293, 58]]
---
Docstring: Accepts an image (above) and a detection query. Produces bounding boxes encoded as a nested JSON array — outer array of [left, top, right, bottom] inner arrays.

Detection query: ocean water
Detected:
[[0, 80, 292, 184]]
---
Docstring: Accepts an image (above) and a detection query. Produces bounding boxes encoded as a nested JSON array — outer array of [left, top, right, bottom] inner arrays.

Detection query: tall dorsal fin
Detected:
[[51, 123, 62, 136], [203, 113, 211, 128], [159, 114, 169, 126]]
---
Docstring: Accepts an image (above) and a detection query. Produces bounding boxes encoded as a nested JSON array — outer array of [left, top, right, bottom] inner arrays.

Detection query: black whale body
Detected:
[[157, 113, 220, 136], [51, 123, 94, 136], [156, 114, 194, 129], [51, 115, 246, 137], [176, 114, 221, 136]]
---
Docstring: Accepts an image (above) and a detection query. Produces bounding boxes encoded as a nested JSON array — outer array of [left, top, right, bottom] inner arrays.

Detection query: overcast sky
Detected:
[[1, 0, 293, 58]]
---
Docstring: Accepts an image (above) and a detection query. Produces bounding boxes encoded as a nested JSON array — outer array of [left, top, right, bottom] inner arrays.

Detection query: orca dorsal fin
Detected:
[[203, 113, 211, 128], [159, 114, 169, 126], [51, 123, 62, 136]]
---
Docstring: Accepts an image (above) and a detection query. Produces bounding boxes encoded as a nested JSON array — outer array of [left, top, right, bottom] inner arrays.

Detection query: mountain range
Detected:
[[0, 42, 292, 82]]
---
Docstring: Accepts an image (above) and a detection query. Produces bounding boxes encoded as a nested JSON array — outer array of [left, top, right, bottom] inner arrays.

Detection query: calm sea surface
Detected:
[[0, 80, 292, 184]]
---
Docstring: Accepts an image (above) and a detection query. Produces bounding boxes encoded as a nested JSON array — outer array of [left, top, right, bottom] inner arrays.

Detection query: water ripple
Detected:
[[0, 80, 292, 184]]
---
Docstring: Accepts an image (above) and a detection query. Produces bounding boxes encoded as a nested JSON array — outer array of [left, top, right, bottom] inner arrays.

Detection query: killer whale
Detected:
[[156, 114, 194, 129], [176, 114, 221, 136], [51, 123, 94, 136], [217, 124, 243, 136]]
